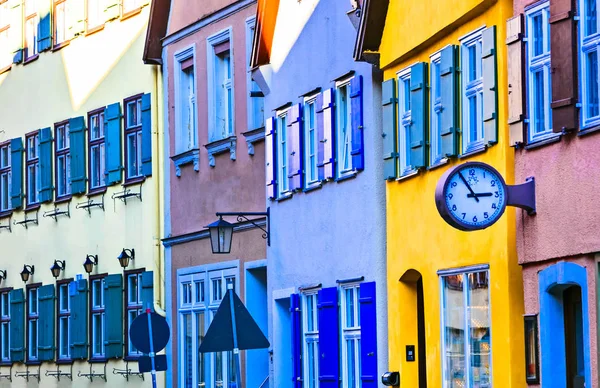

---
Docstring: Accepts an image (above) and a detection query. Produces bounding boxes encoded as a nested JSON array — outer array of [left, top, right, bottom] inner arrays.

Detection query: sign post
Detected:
[[227, 284, 242, 385], [130, 308, 170, 386], [146, 306, 158, 388]]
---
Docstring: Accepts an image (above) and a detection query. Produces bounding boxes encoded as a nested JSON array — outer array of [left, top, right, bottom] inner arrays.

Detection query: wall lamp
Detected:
[[83, 255, 98, 274], [20, 265, 34, 283], [207, 209, 270, 254], [117, 249, 135, 268], [50, 260, 66, 279], [0, 270, 6, 282]]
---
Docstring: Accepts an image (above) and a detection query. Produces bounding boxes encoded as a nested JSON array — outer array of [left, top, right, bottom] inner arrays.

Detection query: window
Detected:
[[0, 142, 10, 213], [55, 121, 71, 199], [207, 30, 233, 142], [341, 285, 361, 388], [336, 79, 353, 176], [90, 276, 105, 359], [0, 290, 9, 363], [0, 0, 10, 69], [246, 17, 264, 131], [26, 131, 40, 207], [430, 52, 444, 164], [57, 281, 70, 361], [526, 2, 552, 141], [440, 269, 491, 388], [397, 68, 412, 175], [304, 96, 319, 188], [122, 0, 143, 15], [302, 292, 319, 388], [125, 271, 144, 358], [86, 0, 103, 31], [581, 0, 600, 128], [88, 109, 106, 191], [27, 286, 39, 362], [53, 0, 67, 47], [460, 29, 484, 153], [175, 49, 197, 153], [124, 95, 143, 181], [277, 111, 289, 196], [24, 0, 38, 60]]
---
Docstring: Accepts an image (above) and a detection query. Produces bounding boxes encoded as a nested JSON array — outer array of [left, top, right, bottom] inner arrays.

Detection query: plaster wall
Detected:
[[166, 0, 243, 36], [261, 0, 388, 383]]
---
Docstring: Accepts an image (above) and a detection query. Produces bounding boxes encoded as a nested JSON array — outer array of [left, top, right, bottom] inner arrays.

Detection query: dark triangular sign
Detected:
[[199, 289, 270, 353]]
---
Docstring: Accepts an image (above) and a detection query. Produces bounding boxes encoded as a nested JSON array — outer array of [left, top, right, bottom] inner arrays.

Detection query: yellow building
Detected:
[[356, 0, 525, 387], [0, 0, 163, 386]]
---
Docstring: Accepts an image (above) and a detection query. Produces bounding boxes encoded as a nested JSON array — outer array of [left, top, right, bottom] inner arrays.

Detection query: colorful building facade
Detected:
[[357, 0, 526, 386], [0, 0, 163, 386]]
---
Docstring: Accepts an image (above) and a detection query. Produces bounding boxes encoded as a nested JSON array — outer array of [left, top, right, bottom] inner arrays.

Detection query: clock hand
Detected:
[[467, 192, 493, 198], [458, 172, 479, 203]]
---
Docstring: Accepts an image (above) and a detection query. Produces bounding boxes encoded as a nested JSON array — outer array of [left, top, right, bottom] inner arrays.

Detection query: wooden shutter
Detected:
[[10, 0, 22, 63], [350, 75, 364, 171], [382, 79, 398, 180], [141, 271, 154, 312], [104, 274, 123, 359], [482, 26, 498, 145], [287, 103, 303, 191], [10, 137, 23, 209], [9, 289, 24, 362], [507, 15, 526, 146], [440, 45, 459, 157], [104, 0, 120, 21], [38, 284, 55, 361], [39, 127, 53, 203], [550, 0, 578, 132], [265, 116, 277, 200], [69, 279, 88, 360], [141, 93, 152, 177], [37, 0, 52, 52], [317, 89, 335, 180], [410, 62, 428, 169], [105, 102, 123, 186], [68, 0, 85, 37], [359, 282, 378, 388], [290, 293, 302, 388], [318, 287, 339, 388], [69, 116, 87, 195]]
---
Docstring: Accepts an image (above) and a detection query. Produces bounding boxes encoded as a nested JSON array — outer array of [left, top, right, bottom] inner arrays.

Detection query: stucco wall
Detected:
[[166, 0, 244, 36]]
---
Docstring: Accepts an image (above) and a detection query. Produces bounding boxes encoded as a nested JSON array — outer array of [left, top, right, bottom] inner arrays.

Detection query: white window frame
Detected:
[[276, 109, 290, 196], [246, 17, 264, 132], [55, 122, 71, 198], [526, 2, 553, 141], [88, 110, 106, 190], [335, 77, 354, 177], [430, 51, 444, 165], [397, 67, 412, 175], [57, 282, 70, 360], [91, 277, 105, 358], [340, 284, 361, 388], [174, 44, 198, 154], [580, 0, 600, 128], [27, 287, 38, 361], [207, 28, 234, 143], [304, 94, 320, 189], [301, 291, 319, 388], [0, 290, 9, 363], [126, 272, 143, 357], [460, 27, 485, 154], [0, 1, 10, 69], [0, 142, 11, 213], [26, 132, 40, 206]]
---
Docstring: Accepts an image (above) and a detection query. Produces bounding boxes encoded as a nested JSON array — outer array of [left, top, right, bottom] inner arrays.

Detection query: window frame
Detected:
[[579, 0, 600, 129], [460, 28, 485, 154], [303, 94, 320, 190], [245, 16, 264, 132], [206, 28, 234, 143], [276, 108, 290, 197], [335, 76, 354, 178], [174, 45, 198, 154], [25, 130, 40, 209], [0, 288, 11, 365], [301, 291, 320, 388], [26, 283, 41, 364], [0, 0, 10, 72], [397, 67, 413, 176], [0, 141, 11, 215], [54, 119, 71, 201], [123, 94, 144, 183], [87, 107, 107, 194], [56, 278, 72, 363], [86, 0, 105, 34], [124, 268, 144, 360], [121, 0, 143, 19], [53, 0, 69, 50], [430, 51, 445, 165], [23, 0, 38, 62], [340, 283, 361, 388], [89, 274, 106, 361]]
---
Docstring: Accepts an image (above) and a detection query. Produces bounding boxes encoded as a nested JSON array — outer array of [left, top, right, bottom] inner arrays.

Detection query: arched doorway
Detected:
[[400, 269, 427, 388]]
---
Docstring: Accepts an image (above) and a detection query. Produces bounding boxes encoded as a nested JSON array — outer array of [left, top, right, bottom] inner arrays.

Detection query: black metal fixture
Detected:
[[117, 249, 135, 268], [0, 270, 6, 282], [207, 209, 270, 254], [83, 255, 98, 274], [20, 265, 34, 283], [50, 260, 66, 279]]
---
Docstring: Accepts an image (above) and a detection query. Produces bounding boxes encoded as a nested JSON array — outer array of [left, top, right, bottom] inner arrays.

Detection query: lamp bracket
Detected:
[[215, 209, 271, 246], [15, 364, 41, 383], [0, 365, 12, 381], [43, 203, 70, 222], [111, 184, 143, 206], [45, 363, 73, 381], [112, 362, 144, 381], [0, 217, 11, 233], [13, 211, 38, 229], [76, 195, 105, 216], [77, 362, 107, 382]]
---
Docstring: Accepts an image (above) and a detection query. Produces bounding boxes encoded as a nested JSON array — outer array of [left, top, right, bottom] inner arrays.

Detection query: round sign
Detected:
[[435, 162, 508, 231], [129, 312, 171, 354]]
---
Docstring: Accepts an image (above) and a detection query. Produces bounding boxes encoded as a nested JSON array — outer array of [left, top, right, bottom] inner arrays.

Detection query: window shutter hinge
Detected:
[[576, 103, 582, 108], [522, 37, 528, 42], [574, 15, 580, 21]]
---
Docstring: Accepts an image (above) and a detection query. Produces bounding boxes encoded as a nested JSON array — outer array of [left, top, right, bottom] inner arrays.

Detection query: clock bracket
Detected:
[[506, 176, 536, 216]]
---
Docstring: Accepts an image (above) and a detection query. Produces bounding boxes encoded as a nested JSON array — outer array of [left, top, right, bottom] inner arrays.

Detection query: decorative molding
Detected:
[[171, 148, 200, 177], [204, 136, 236, 167], [241, 127, 265, 155]]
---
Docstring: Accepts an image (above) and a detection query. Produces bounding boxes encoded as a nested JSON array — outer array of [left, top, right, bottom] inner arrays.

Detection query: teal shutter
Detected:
[[105, 103, 123, 186], [9, 289, 24, 362], [10, 0, 23, 63], [482, 26, 498, 146], [440, 45, 458, 158], [10, 138, 23, 209], [382, 79, 398, 180], [141, 93, 152, 177], [37, 0, 52, 52], [39, 127, 53, 202], [104, 0, 120, 21], [410, 62, 428, 169], [38, 284, 55, 361], [69, 116, 87, 195], [141, 271, 154, 312], [69, 279, 88, 360], [104, 274, 123, 359]]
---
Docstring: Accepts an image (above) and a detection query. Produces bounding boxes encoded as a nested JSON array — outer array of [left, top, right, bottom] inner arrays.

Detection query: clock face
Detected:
[[439, 163, 507, 230]]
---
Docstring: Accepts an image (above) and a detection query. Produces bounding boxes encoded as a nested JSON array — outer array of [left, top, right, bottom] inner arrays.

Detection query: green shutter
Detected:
[[482, 26, 498, 146], [38, 284, 55, 361], [69, 116, 87, 195], [104, 274, 123, 359], [9, 289, 24, 362], [105, 103, 123, 186], [410, 62, 428, 169], [104, 0, 120, 21], [382, 79, 398, 180], [10, 0, 22, 63], [440, 45, 458, 158], [37, 0, 52, 52], [68, 0, 85, 37], [141, 93, 152, 177], [141, 271, 154, 312], [10, 138, 23, 209], [69, 279, 88, 360], [39, 127, 53, 203]]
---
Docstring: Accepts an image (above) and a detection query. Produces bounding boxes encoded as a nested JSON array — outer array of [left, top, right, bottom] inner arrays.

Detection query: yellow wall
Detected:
[[0, 6, 165, 387], [381, 0, 526, 387]]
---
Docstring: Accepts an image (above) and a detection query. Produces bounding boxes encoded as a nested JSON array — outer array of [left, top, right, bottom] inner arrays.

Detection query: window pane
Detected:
[[182, 314, 192, 387], [0, 146, 7, 168], [93, 280, 103, 307], [532, 13, 544, 57], [306, 295, 314, 332], [469, 96, 478, 143], [29, 289, 37, 314], [532, 70, 545, 134], [468, 271, 491, 386], [212, 279, 222, 302], [60, 316, 69, 358], [442, 274, 466, 388], [586, 0, 597, 37], [307, 342, 316, 388], [129, 274, 139, 304], [346, 339, 358, 388], [587, 50, 600, 119], [1, 322, 8, 360], [127, 133, 138, 178], [227, 350, 236, 386], [345, 288, 355, 328], [215, 351, 223, 385], [93, 313, 103, 355], [60, 284, 69, 311], [195, 281, 204, 303], [127, 101, 140, 128], [1, 292, 7, 317], [54, 1, 66, 44], [0, 173, 7, 211], [25, 16, 38, 59], [279, 115, 288, 192], [196, 312, 205, 385], [29, 319, 37, 358]]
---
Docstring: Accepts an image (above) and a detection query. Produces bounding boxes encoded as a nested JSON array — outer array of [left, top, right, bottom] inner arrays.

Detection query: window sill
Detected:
[[55, 359, 73, 365], [0, 361, 11, 366], [123, 177, 146, 187], [0, 210, 12, 219], [25, 360, 41, 366], [52, 41, 70, 52], [459, 145, 487, 159], [241, 128, 265, 156], [427, 158, 449, 171], [578, 124, 600, 137], [123, 355, 141, 362], [120, 7, 142, 21], [204, 136, 236, 167], [85, 24, 105, 36], [25, 204, 41, 213], [55, 195, 72, 204], [88, 358, 107, 364], [277, 192, 293, 202], [23, 54, 39, 65], [524, 135, 562, 150], [0, 65, 10, 75], [395, 169, 419, 182], [303, 183, 322, 193], [88, 187, 107, 197], [171, 148, 200, 177], [335, 172, 357, 183]]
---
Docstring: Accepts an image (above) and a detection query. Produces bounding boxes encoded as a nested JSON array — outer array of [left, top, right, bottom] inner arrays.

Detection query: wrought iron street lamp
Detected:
[[20, 265, 34, 283], [83, 255, 98, 274], [50, 260, 66, 279], [118, 249, 135, 268], [207, 209, 270, 254]]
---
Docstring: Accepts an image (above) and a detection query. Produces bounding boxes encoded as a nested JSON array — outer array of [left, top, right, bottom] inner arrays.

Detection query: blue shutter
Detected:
[[318, 287, 339, 388], [482, 26, 498, 145], [69, 279, 88, 360], [141, 271, 154, 312], [440, 45, 459, 157], [359, 282, 378, 388], [317, 89, 335, 181], [382, 79, 398, 180], [141, 93, 152, 177], [265, 116, 277, 200], [350, 75, 364, 171], [39, 127, 53, 202], [105, 102, 123, 185], [10, 138, 23, 209], [410, 62, 428, 169], [104, 274, 123, 359], [38, 284, 55, 361], [69, 116, 87, 195], [290, 293, 302, 388], [287, 103, 303, 191], [37, 0, 52, 52], [9, 289, 24, 362]]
